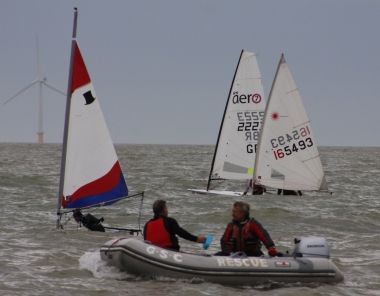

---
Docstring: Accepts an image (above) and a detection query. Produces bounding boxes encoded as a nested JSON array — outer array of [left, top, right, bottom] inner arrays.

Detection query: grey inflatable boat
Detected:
[[100, 236, 344, 285]]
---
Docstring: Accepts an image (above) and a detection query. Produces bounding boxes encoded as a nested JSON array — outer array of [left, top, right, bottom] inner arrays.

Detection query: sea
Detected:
[[1, 143, 379, 296]]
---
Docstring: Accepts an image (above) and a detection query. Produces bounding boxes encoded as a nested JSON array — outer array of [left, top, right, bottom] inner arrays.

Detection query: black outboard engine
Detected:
[[292, 237, 330, 258]]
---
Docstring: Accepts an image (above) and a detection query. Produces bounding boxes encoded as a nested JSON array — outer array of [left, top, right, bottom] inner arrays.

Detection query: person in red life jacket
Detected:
[[216, 201, 277, 257], [144, 200, 206, 251]]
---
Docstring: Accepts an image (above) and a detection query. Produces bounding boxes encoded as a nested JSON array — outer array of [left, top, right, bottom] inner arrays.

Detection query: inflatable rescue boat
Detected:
[[100, 236, 344, 285]]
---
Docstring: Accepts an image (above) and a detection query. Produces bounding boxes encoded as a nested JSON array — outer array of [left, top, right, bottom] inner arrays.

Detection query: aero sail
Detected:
[[189, 50, 266, 196], [253, 54, 328, 192]]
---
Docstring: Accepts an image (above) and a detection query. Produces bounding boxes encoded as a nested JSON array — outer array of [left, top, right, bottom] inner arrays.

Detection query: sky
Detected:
[[0, 0, 379, 146]]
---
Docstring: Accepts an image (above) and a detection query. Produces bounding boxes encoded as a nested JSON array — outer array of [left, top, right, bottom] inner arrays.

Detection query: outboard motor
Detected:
[[292, 237, 330, 258]]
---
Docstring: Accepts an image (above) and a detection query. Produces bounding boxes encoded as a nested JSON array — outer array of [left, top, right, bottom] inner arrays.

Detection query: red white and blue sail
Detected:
[[61, 42, 128, 208]]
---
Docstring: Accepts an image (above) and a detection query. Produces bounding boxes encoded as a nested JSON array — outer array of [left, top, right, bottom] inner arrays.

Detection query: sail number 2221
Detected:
[[236, 111, 264, 141]]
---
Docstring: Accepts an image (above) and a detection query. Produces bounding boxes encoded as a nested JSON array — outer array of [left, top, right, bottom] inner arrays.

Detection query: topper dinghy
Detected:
[[56, 9, 143, 230], [100, 236, 343, 285], [188, 50, 266, 197]]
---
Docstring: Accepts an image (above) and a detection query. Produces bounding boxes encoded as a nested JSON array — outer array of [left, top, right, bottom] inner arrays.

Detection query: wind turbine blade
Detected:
[[37, 35, 41, 79], [42, 81, 66, 96], [3, 79, 39, 105]]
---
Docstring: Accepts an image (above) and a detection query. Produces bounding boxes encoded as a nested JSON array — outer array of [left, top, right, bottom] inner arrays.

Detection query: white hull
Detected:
[[188, 189, 245, 197], [187, 189, 273, 196]]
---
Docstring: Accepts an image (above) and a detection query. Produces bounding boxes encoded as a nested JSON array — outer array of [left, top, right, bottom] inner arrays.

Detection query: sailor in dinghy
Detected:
[[252, 54, 330, 196], [55, 8, 144, 233], [188, 50, 267, 197], [73, 209, 105, 232], [243, 179, 265, 195]]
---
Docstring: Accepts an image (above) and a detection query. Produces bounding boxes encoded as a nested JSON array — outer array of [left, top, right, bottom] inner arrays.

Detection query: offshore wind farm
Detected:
[[3, 36, 66, 143]]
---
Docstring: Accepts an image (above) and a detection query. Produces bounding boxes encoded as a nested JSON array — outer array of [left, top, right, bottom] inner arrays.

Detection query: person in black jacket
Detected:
[[216, 201, 277, 257], [144, 200, 206, 251], [73, 210, 105, 232]]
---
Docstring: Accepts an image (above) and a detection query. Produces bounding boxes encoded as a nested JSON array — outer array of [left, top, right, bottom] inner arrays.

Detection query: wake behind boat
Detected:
[[100, 237, 343, 285], [189, 50, 266, 197]]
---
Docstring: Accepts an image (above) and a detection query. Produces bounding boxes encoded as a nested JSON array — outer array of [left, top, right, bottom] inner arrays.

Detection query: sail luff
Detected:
[[206, 49, 244, 191], [56, 8, 78, 228]]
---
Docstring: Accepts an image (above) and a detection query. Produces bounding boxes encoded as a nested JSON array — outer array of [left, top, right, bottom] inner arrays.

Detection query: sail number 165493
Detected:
[[273, 138, 313, 160]]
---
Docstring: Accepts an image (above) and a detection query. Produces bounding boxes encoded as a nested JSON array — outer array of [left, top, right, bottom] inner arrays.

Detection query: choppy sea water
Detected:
[[0, 143, 379, 295]]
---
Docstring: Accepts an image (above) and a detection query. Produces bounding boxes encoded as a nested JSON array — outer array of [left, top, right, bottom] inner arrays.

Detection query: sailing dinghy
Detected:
[[253, 54, 329, 193], [56, 8, 143, 231], [188, 50, 266, 196]]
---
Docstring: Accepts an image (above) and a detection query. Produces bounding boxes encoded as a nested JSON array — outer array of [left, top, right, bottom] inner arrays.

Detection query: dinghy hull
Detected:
[[188, 189, 245, 197], [100, 238, 344, 285]]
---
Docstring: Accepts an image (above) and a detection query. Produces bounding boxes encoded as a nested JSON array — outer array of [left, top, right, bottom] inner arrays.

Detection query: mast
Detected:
[[252, 53, 284, 193], [206, 50, 244, 191], [37, 36, 44, 143], [56, 8, 78, 228]]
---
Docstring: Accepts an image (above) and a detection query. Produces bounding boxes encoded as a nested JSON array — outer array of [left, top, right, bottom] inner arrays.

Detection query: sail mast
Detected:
[[56, 8, 78, 228], [206, 50, 244, 191]]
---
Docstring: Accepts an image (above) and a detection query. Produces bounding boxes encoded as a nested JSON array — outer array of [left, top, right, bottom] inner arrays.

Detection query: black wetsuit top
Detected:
[[80, 214, 105, 232]]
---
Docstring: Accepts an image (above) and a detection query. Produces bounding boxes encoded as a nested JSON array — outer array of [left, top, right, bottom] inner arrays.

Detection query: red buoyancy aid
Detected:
[[231, 222, 261, 253], [145, 217, 173, 248]]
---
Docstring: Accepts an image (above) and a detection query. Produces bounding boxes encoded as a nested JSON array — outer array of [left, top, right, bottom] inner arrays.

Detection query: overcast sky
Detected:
[[0, 1, 379, 146]]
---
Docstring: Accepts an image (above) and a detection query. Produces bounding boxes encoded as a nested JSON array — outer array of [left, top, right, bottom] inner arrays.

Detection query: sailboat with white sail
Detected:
[[253, 54, 329, 193], [56, 8, 143, 231], [188, 50, 266, 196]]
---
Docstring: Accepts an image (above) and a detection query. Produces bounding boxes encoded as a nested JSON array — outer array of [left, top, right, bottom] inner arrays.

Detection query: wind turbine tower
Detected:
[[3, 36, 66, 143]]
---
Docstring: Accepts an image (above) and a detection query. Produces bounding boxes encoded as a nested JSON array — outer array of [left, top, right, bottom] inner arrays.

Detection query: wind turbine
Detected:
[[3, 35, 66, 143]]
